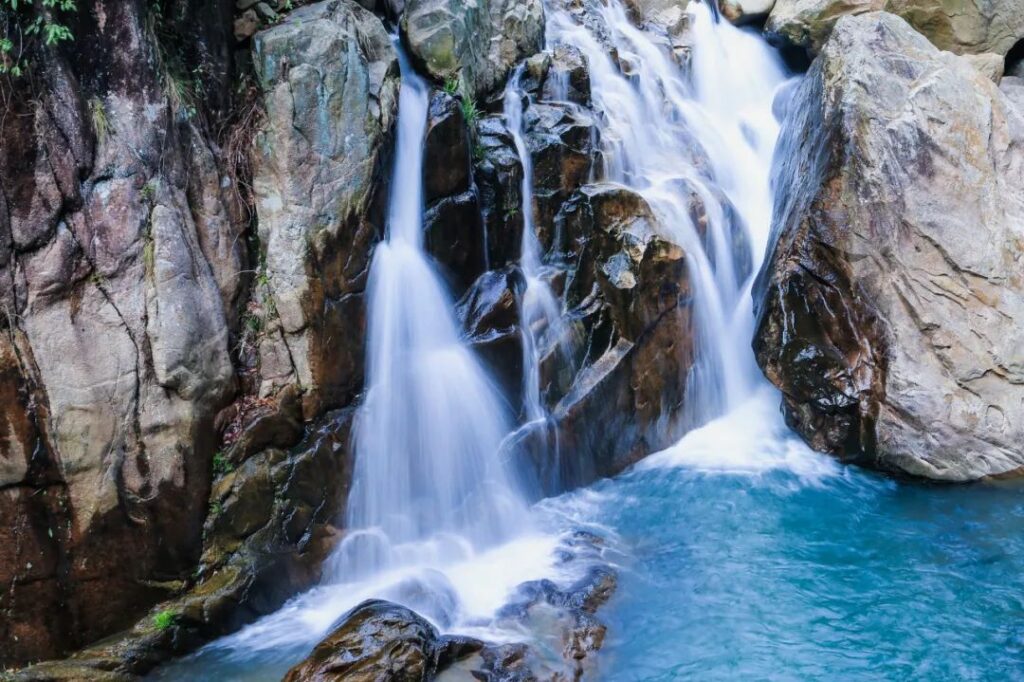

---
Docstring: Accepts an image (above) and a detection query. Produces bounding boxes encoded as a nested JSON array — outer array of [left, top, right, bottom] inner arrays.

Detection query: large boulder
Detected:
[[766, 0, 1024, 55], [0, 0, 238, 666], [754, 12, 1024, 481], [401, 0, 545, 98], [251, 0, 399, 416]]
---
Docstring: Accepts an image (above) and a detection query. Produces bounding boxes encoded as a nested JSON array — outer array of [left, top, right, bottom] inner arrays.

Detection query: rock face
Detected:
[[766, 0, 1024, 55], [251, 0, 398, 416], [401, 0, 545, 98], [0, 0, 239, 666], [754, 11, 1024, 481]]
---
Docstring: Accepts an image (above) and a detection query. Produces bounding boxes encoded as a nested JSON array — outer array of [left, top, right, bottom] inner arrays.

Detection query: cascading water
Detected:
[[546, 0, 789, 423], [156, 5, 813, 680], [326, 44, 529, 582], [502, 67, 568, 425]]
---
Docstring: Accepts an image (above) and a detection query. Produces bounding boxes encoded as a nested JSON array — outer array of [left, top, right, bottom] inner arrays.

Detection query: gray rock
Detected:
[[401, 0, 544, 98], [766, 0, 1024, 55], [754, 12, 1024, 481], [252, 0, 399, 415]]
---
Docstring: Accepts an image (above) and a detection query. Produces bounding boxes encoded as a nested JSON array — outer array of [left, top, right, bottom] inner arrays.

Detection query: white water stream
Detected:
[[161, 4, 805, 677]]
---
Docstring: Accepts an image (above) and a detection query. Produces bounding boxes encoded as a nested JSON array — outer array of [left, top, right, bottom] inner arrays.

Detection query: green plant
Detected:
[[460, 95, 479, 126], [209, 500, 223, 516], [442, 76, 459, 96], [473, 143, 485, 161], [212, 451, 233, 475], [1, 0, 78, 77], [140, 180, 157, 203], [152, 610, 178, 631], [88, 97, 109, 142]]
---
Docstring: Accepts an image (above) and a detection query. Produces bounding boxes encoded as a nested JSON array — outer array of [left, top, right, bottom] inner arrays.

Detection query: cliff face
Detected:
[[0, 0, 241, 664]]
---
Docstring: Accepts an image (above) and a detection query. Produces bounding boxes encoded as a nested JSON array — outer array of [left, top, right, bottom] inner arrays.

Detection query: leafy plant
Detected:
[[1, 0, 78, 77], [460, 95, 479, 126], [88, 96, 110, 143], [212, 451, 233, 475], [152, 610, 178, 631], [443, 76, 459, 96], [209, 500, 223, 516]]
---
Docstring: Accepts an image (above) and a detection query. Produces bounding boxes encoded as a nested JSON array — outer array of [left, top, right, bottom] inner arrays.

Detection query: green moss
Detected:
[[152, 609, 178, 631]]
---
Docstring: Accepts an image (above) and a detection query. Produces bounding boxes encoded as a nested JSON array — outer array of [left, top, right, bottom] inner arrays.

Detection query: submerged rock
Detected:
[[766, 0, 1024, 55], [754, 12, 1024, 480]]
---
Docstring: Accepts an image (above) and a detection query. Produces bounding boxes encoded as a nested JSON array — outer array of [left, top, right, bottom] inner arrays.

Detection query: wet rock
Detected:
[[766, 0, 1024, 56], [754, 12, 1024, 480], [474, 116, 527, 269], [424, 190, 487, 295], [252, 0, 399, 416], [541, 45, 592, 106], [458, 267, 528, 406], [401, 0, 544, 98], [424, 92, 472, 203], [8, 409, 357, 679], [524, 103, 598, 250], [283, 600, 442, 681], [282, 600, 494, 681], [542, 184, 695, 488]]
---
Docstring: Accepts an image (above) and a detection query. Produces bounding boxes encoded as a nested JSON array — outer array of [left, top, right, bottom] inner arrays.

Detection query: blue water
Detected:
[[575, 441, 1024, 680]]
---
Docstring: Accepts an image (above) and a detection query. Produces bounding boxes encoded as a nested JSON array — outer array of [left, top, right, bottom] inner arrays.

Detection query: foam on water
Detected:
[[638, 387, 840, 482]]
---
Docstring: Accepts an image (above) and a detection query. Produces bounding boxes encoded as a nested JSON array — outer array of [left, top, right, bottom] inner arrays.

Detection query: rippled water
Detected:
[[556, 394, 1024, 681]]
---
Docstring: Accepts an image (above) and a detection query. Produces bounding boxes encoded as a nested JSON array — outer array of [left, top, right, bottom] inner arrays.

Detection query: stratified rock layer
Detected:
[[754, 12, 1024, 481]]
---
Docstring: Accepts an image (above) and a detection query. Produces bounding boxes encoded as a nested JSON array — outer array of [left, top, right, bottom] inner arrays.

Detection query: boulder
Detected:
[[766, 0, 1024, 55], [282, 600, 443, 681], [401, 0, 545, 98], [720, 0, 776, 24], [754, 12, 1024, 481], [252, 0, 399, 416]]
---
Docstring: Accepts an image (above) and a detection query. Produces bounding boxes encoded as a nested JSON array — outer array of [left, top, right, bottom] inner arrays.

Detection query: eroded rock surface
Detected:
[[754, 11, 1024, 480]]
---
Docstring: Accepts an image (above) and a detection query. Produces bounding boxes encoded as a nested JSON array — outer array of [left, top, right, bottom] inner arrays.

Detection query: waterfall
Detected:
[[545, 0, 790, 423], [161, 6, 795, 675], [325, 45, 530, 581]]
